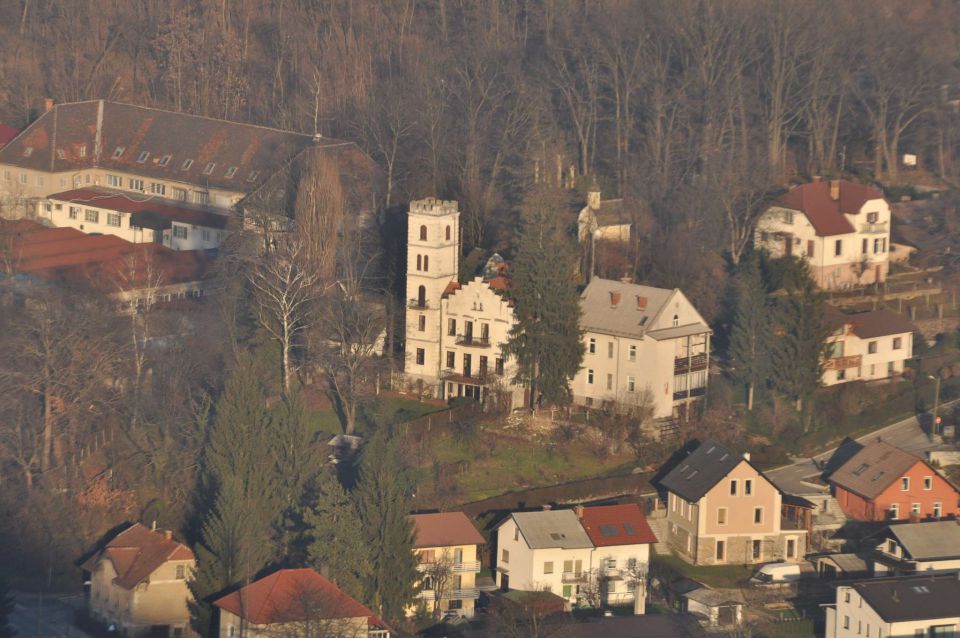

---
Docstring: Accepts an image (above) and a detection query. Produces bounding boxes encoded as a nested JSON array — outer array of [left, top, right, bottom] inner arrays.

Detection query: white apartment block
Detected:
[[570, 278, 711, 421], [755, 179, 891, 290], [823, 307, 914, 386]]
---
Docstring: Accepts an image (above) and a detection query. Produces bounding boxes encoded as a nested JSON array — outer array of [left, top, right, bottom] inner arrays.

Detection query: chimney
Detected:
[[610, 291, 621, 307], [44, 98, 54, 113], [163, 530, 173, 541], [574, 505, 585, 519], [541, 504, 552, 511], [830, 180, 840, 201], [620, 274, 633, 284], [636, 295, 647, 310], [743, 452, 751, 461], [811, 175, 822, 183]]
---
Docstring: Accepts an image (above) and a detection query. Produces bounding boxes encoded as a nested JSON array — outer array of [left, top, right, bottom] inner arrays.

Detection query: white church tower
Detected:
[[403, 198, 460, 391]]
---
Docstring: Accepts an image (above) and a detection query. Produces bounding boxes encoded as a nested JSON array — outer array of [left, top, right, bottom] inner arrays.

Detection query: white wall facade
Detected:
[[823, 329, 912, 386], [826, 585, 960, 638]]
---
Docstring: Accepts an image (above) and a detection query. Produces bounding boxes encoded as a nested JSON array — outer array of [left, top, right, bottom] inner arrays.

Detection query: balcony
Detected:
[[561, 571, 587, 583], [418, 560, 481, 573], [455, 337, 491, 349], [824, 354, 862, 371], [417, 588, 480, 600], [860, 222, 888, 234], [441, 369, 493, 385], [408, 299, 430, 309], [674, 352, 708, 374], [673, 386, 706, 401]]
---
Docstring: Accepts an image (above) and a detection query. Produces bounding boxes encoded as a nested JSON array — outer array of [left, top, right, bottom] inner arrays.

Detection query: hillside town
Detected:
[[2, 3, 960, 638]]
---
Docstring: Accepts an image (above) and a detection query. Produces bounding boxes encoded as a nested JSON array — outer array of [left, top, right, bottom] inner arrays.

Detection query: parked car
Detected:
[[750, 562, 802, 585]]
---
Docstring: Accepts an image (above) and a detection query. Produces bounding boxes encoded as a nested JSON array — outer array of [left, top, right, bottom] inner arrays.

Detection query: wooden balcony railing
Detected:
[[824, 354, 862, 371], [674, 353, 708, 374]]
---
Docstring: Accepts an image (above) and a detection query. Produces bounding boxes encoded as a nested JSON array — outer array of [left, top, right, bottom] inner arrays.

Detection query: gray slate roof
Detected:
[[853, 573, 960, 622], [886, 521, 960, 560], [580, 278, 679, 339], [510, 510, 593, 550], [659, 440, 747, 503]]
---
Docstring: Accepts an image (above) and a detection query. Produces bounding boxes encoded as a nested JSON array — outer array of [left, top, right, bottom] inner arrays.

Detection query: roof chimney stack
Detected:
[[610, 291, 621, 307], [574, 505, 585, 519], [637, 295, 647, 310], [44, 98, 54, 113], [163, 530, 173, 541], [830, 180, 840, 201], [811, 175, 822, 183], [541, 504, 552, 511], [743, 452, 751, 461], [587, 178, 601, 211]]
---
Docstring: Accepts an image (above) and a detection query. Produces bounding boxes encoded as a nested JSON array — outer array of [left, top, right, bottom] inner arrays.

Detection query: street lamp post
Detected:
[[927, 374, 942, 436]]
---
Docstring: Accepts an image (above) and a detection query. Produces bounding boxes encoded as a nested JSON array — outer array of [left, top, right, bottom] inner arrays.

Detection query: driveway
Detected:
[[9, 592, 93, 638]]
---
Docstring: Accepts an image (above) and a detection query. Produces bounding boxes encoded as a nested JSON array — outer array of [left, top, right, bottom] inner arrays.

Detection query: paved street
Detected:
[[767, 399, 959, 496], [9, 592, 93, 638]]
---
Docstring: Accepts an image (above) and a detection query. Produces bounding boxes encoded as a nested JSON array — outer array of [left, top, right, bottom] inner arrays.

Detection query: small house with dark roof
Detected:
[[408, 512, 486, 619], [658, 440, 806, 565], [214, 568, 389, 638], [755, 178, 891, 290], [823, 306, 915, 386], [827, 440, 960, 522], [870, 520, 960, 575], [826, 573, 960, 638], [80, 523, 196, 638]]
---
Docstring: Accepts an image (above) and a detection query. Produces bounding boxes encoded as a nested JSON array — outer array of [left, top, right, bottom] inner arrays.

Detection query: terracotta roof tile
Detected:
[[410, 512, 486, 548], [0, 123, 19, 148], [578, 504, 658, 547], [82, 523, 194, 589], [777, 180, 884, 237], [825, 306, 915, 339], [48, 188, 231, 229], [829, 441, 925, 500]]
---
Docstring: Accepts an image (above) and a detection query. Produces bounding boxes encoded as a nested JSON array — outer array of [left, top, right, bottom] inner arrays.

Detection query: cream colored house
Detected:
[[214, 569, 389, 638], [755, 179, 891, 290], [81, 523, 195, 638], [659, 440, 806, 566], [823, 306, 914, 386], [825, 574, 960, 638], [870, 521, 960, 576], [409, 512, 486, 618], [570, 278, 711, 421]]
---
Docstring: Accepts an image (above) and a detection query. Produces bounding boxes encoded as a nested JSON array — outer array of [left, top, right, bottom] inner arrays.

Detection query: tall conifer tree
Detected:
[[728, 255, 771, 410], [504, 184, 585, 407]]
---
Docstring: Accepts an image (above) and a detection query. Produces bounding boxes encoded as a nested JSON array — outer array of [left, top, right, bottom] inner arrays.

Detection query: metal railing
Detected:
[[417, 587, 480, 600], [455, 336, 491, 348], [417, 560, 481, 573], [561, 571, 587, 583], [408, 299, 429, 309], [860, 222, 888, 234]]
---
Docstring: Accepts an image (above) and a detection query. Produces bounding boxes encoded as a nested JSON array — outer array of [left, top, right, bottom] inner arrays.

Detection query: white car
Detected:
[[750, 562, 802, 585]]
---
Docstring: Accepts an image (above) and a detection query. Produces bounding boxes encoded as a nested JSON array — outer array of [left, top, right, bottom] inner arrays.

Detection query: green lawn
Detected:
[[305, 396, 447, 438], [651, 552, 753, 589]]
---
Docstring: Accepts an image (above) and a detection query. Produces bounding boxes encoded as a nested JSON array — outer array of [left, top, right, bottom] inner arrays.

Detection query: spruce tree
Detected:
[[304, 468, 371, 600], [728, 255, 771, 410], [356, 431, 419, 621], [504, 184, 585, 407], [0, 572, 15, 638]]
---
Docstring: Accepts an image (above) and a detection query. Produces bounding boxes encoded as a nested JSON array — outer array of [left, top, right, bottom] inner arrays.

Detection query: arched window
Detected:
[[445, 225, 451, 241], [423, 255, 429, 271], [673, 314, 679, 327], [417, 285, 426, 307], [416, 254, 422, 271], [419, 225, 427, 241]]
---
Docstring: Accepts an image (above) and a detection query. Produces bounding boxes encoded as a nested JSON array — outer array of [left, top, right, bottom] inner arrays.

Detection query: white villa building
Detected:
[[755, 179, 891, 290], [570, 278, 711, 420], [823, 306, 915, 386]]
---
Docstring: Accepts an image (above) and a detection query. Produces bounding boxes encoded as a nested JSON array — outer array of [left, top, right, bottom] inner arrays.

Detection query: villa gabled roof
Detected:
[[828, 441, 923, 500], [659, 440, 755, 503], [579, 504, 658, 547], [507, 510, 593, 550], [410, 512, 486, 548], [81, 523, 194, 590], [882, 521, 960, 561], [775, 180, 885, 237]]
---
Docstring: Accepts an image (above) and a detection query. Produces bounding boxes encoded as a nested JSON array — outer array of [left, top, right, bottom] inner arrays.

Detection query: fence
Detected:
[[394, 401, 485, 438]]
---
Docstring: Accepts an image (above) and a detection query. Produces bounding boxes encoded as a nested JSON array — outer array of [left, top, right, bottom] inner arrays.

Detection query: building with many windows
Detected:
[[823, 306, 915, 386], [409, 512, 486, 619]]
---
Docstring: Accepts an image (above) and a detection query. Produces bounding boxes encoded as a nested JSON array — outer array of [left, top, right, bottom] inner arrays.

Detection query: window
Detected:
[[419, 225, 427, 241], [843, 616, 850, 630], [159, 154, 171, 167], [673, 314, 679, 327], [752, 540, 761, 559], [106, 213, 121, 227], [78, 145, 87, 158], [754, 507, 763, 524], [112, 146, 125, 158], [782, 210, 793, 224], [137, 151, 149, 163], [629, 345, 636, 361], [786, 538, 796, 558], [933, 502, 942, 518], [193, 191, 209, 205], [627, 376, 636, 392], [151, 182, 166, 195], [69, 206, 79, 220], [18, 172, 26, 184], [423, 255, 429, 272], [446, 351, 455, 369], [172, 187, 187, 201], [606, 373, 613, 390], [890, 336, 903, 350], [837, 369, 846, 381], [911, 503, 921, 516], [562, 585, 572, 599], [924, 476, 933, 490], [868, 341, 878, 354], [562, 560, 573, 574], [416, 254, 422, 271], [107, 174, 122, 187], [862, 238, 868, 254], [543, 561, 553, 574], [844, 591, 851, 603], [867, 212, 878, 223], [448, 319, 456, 336], [730, 480, 738, 496], [85, 209, 99, 223], [418, 315, 426, 331], [35, 174, 43, 186], [181, 159, 193, 170], [607, 342, 614, 358], [416, 348, 425, 365], [890, 503, 899, 518], [587, 369, 594, 384], [446, 225, 451, 240], [173, 225, 188, 239], [225, 166, 238, 178], [495, 358, 504, 375], [129, 178, 144, 191], [56, 149, 66, 160], [835, 239, 842, 256], [422, 576, 433, 591], [203, 162, 215, 175], [501, 549, 509, 564], [589, 338, 596, 354], [202, 229, 210, 242], [176, 565, 185, 579], [901, 477, 910, 491], [247, 170, 260, 182], [717, 507, 727, 525], [745, 479, 753, 496], [715, 540, 725, 561]]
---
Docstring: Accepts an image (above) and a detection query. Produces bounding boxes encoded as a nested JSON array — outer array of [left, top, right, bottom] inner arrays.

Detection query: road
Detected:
[[766, 399, 959, 496], [9, 592, 93, 638]]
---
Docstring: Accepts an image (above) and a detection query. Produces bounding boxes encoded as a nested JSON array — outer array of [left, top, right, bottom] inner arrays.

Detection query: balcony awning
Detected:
[[647, 323, 711, 341]]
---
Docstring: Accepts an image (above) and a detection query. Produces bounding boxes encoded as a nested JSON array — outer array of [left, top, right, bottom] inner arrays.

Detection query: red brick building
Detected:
[[828, 441, 960, 522]]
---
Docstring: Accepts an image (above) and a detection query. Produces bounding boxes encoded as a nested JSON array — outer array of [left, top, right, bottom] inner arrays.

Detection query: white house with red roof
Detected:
[[755, 179, 891, 290], [81, 523, 196, 638], [214, 568, 390, 638]]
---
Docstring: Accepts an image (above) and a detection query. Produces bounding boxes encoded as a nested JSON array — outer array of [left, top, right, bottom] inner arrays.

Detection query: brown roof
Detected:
[[47, 187, 230, 229], [777, 180, 885, 237], [0, 100, 356, 192], [213, 569, 383, 627], [578, 504, 658, 547], [410, 512, 486, 548], [81, 523, 194, 589], [825, 306, 915, 339], [0, 123, 19, 148], [828, 441, 924, 500]]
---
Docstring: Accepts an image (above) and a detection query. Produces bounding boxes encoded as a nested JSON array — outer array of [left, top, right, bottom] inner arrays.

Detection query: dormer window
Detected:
[[181, 159, 194, 170], [22, 147, 33, 157], [782, 210, 794, 224], [78, 145, 87, 158], [137, 151, 150, 163], [867, 212, 879, 224], [203, 162, 216, 175], [247, 170, 260, 182], [112, 146, 126, 159], [225, 166, 238, 178], [159, 154, 172, 167], [56, 149, 66, 159]]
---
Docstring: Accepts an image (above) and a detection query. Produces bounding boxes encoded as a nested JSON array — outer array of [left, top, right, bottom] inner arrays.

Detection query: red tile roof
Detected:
[[441, 280, 462, 298], [410, 512, 486, 548], [1, 220, 211, 292], [829, 441, 924, 500], [825, 306, 916, 339], [777, 180, 885, 237], [48, 188, 231, 229], [0, 123, 19, 148], [578, 504, 658, 547], [81, 523, 194, 589], [213, 569, 383, 627]]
